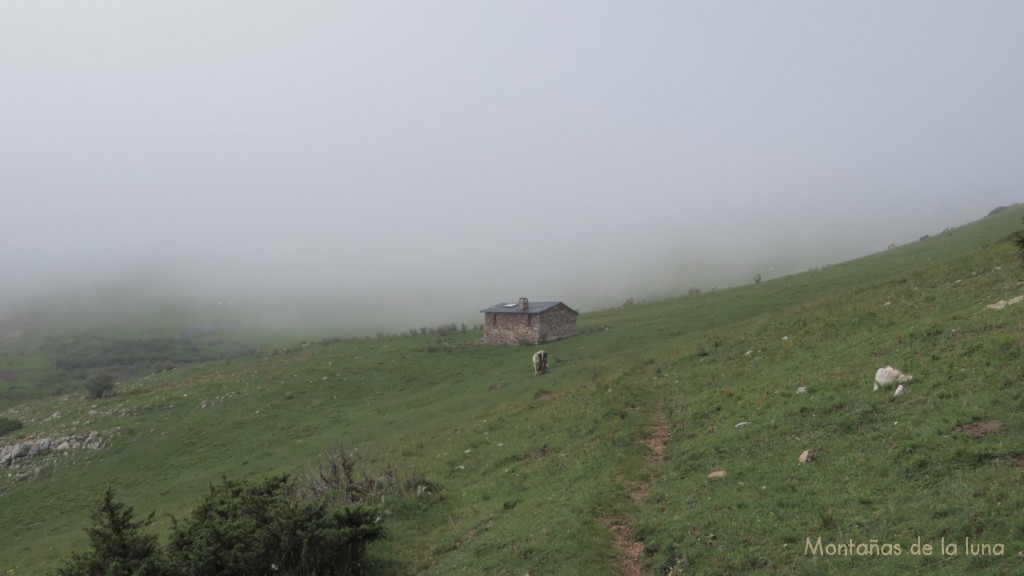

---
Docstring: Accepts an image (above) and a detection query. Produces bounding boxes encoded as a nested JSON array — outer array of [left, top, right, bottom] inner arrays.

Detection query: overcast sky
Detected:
[[3, 1, 1023, 326]]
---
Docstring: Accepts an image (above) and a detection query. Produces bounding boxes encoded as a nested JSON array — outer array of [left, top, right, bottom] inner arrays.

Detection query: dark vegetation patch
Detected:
[[0, 416, 24, 437], [42, 333, 258, 372], [85, 373, 116, 399], [56, 476, 383, 576], [22, 332, 261, 398]]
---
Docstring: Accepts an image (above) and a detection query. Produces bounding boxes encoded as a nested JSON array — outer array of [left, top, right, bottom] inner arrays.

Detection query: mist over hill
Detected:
[[3, 204, 1013, 341], [5, 2, 1022, 335]]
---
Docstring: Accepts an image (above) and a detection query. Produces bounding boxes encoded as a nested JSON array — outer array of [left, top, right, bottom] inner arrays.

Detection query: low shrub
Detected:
[[85, 373, 116, 399], [166, 475, 383, 576], [55, 476, 385, 576], [0, 416, 24, 437]]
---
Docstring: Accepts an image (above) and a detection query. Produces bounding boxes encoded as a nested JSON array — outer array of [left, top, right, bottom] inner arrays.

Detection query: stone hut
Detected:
[[479, 297, 578, 345]]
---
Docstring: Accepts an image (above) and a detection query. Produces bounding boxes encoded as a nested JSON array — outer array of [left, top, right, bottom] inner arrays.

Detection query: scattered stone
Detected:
[[892, 384, 905, 397], [707, 470, 727, 479], [799, 449, 815, 463], [795, 386, 809, 394], [84, 431, 101, 449], [12, 467, 41, 482], [734, 421, 751, 428]]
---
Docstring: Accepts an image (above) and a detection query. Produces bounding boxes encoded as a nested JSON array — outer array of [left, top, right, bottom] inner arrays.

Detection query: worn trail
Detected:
[[607, 409, 670, 576]]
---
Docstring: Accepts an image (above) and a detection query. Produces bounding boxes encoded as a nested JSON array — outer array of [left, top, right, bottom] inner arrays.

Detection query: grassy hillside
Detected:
[[2, 206, 1023, 575]]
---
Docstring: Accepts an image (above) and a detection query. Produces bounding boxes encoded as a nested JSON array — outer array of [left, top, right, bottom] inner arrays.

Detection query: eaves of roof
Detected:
[[479, 301, 575, 314]]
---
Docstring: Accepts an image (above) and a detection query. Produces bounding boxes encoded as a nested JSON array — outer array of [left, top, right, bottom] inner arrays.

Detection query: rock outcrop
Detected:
[[0, 431, 105, 469]]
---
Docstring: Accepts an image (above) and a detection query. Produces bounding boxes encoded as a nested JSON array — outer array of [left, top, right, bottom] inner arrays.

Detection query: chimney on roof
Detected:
[[518, 297, 529, 311]]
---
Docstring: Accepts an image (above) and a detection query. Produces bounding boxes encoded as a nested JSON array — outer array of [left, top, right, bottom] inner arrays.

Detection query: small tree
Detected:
[[85, 373, 116, 399], [56, 488, 164, 576]]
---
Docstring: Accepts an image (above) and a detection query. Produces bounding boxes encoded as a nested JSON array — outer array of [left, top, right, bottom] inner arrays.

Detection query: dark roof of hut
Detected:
[[479, 301, 576, 314]]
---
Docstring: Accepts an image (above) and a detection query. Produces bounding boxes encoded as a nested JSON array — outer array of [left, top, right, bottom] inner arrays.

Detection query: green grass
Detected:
[[2, 206, 1023, 575]]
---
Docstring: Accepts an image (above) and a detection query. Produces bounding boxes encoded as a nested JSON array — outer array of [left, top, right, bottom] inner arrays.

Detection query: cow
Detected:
[[532, 350, 548, 375]]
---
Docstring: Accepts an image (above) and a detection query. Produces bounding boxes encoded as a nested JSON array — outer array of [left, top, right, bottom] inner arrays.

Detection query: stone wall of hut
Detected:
[[481, 305, 577, 345]]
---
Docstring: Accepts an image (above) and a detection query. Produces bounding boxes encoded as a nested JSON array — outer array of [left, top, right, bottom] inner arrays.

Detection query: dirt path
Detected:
[[604, 517, 647, 576], [607, 411, 670, 575]]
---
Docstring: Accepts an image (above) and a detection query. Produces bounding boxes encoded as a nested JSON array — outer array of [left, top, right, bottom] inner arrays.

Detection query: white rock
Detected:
[[874, 366, 912, 390], [987, 295, 1024, 310]]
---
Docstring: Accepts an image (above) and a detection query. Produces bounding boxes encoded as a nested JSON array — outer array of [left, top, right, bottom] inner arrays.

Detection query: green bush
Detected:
[[165, 475, 383, 576], [85, 373, 116, 399], [0, 416, 23, 437], [55, 476, 383, 576]]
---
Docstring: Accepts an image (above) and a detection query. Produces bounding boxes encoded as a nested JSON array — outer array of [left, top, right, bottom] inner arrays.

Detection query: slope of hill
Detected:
[[2, 206, 1023, 575]]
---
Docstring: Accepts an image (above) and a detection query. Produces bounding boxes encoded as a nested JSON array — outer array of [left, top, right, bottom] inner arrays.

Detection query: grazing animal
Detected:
[[532, 350, 548, 375]]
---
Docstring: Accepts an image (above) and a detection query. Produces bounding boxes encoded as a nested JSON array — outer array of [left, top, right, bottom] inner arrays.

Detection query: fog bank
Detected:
[[3, 2, 1022, 332]]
